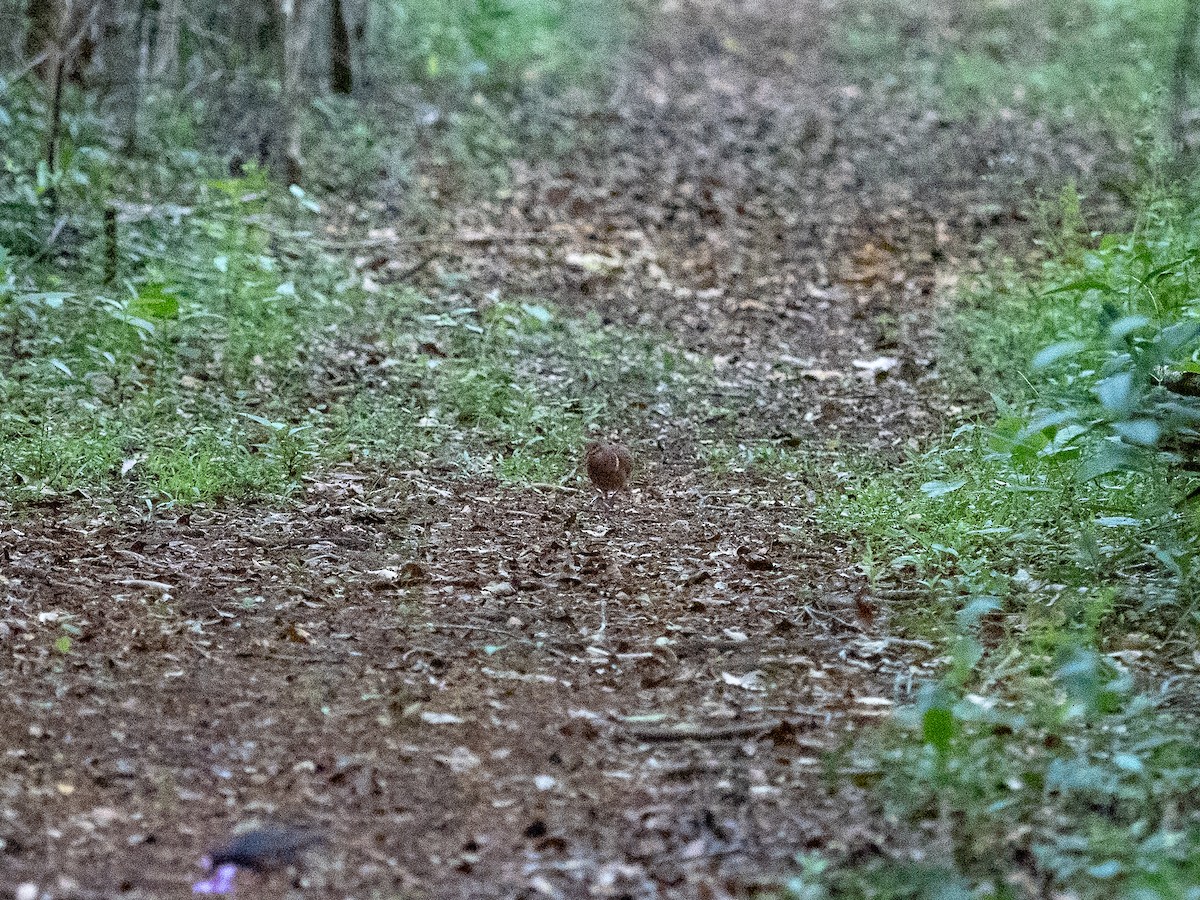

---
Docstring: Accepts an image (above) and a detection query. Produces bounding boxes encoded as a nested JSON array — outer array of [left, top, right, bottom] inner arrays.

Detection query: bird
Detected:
[[585, 440, 633, 506], [194, 825, 325, 894], [205, 824, 324, 872]]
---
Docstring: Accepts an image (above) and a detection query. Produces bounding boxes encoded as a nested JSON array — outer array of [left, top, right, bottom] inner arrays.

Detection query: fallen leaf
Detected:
[[421, 711, 465, 725], [854, 696, 893, 706], [436, 746, 481, 773], [799, 368, 843, 381], [852, 356, 899, 379], [721, 670, 766, 691], [564, 250, 622, 274], [283, 623, 311, 643]]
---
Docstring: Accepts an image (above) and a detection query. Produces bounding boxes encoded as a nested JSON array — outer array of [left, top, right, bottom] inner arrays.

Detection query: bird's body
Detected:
[[204, 825, 324, 874], [585, 440, 633, 504]]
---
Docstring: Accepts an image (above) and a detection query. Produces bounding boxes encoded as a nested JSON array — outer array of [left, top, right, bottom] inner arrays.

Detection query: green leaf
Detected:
[[1041, 276, 1113, 296], [922, 705, 955, 754], [1095, 516, 1140, 527], [131, 283, 180, 320], [1021, 409, 1077, 437], [1078, 442, 1140, 481], [920, 478, 967, 499], [122, 315, 156, 335], [915, 681, 958, 755], [289, 184, 320, 212], [1108, 315, 1151, 342], [956, 596, 1001, 631], [20, 291, 72, 309], [520, 303, 552, 324], [1096, 371, 1135, 414], [1031, 341, 1088, 371], [1112, 418, 1159, 446], [54, 635, 72, 654], [1086, 861, 1123, 880], [1112, 753, 1144, 773], [1158, 321, 1200, 355], [239, 412, 285, 430]]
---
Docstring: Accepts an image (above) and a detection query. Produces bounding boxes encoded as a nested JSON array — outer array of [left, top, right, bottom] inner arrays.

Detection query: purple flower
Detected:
[[192, 863, 238, 894]]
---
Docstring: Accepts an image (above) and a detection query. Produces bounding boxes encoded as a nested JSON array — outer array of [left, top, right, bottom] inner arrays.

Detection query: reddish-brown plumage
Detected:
[[585, 440, 633, 500]]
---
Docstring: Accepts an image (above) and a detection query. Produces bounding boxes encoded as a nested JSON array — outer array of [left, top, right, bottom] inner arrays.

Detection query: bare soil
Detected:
[[1, 1, 1125, 897]]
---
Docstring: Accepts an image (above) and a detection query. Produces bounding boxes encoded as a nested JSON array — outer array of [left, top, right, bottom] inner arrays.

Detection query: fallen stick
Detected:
[[619, 720, 783, 743]]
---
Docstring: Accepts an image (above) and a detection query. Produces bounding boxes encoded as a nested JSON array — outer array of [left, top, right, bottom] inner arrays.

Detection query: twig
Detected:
[[26, 215, 69, 265], [619, 719, 783, 743], [316, 231, 560, 251], [423, 622, 571, 658], [650, 842, 747, 864], [389, 251, 439, 282], [0, 49, 51, 89], [526, 482, 580, 494]]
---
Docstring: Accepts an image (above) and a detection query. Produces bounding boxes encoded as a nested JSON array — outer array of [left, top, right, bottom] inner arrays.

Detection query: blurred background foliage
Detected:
[[0, 0, 637, 503]]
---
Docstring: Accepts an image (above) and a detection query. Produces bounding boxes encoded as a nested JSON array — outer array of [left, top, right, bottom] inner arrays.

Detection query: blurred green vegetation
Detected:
[[0, 0, 669, 506], [838, 0, 1183, 128]]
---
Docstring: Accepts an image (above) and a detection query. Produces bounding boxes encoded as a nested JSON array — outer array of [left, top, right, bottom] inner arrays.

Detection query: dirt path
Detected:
[[2, 2, 1113, 897]]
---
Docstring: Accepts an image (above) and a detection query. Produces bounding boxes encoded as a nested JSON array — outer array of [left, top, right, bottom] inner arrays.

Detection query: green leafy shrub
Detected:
[[804, 184, 1200, 899], [377, 0, 630, 93]]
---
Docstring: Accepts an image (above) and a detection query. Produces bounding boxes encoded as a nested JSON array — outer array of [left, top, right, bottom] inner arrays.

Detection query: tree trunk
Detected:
[[94, 0, 134, 99], [329, 0, 350, 93], [124, 0, 154, 151], [1171, 0, 1200, 151], [39, 1, 100, 197], [343, 0, 367, 94], [280, 0, 316, 185], [229, 0, 265, 69], [24, 0, 61, 79], [0, 3, 13, 71], [151, 0, 182, 83], [44, 48, 66, 176]]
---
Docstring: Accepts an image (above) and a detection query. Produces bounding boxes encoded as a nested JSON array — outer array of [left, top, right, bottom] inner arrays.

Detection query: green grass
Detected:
[[371, 0, 633, 94], [0, 41, 717, 507], [0, 95, 711, 505], [823, 428, 1181, 640], [837, 0, 1182, 129], [703, 440, 814, 478], [0, 260, 708, 503], [0, 0, 645, 507], [343, 297, 714, 485], [299, 0, 634, 203]]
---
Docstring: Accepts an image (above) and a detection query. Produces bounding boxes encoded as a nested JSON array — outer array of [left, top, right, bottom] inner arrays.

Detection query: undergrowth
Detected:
[[0, 70, 704, 507], [836, 0, 1181, 129], [793, 182, 1200, 898]]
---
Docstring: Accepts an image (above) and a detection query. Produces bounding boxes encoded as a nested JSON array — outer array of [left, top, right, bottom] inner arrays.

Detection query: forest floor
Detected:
[[2, 1, 1132, 897]]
